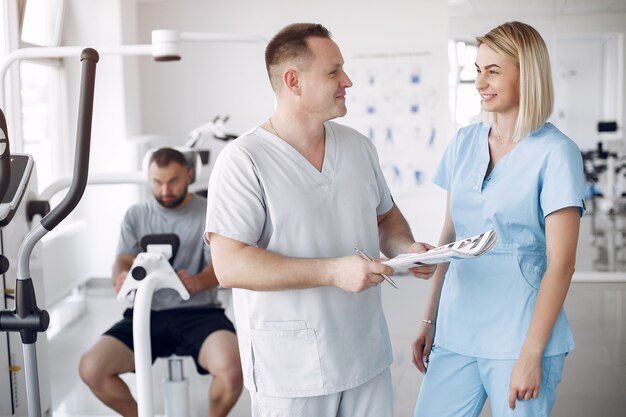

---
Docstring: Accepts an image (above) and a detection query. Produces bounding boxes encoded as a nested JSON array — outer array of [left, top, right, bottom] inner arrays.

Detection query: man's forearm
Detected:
[[378, 204, 415, 258], [193, 263, 220, 291], [112, 255, 134, 285], [210, 240, 335, 291]]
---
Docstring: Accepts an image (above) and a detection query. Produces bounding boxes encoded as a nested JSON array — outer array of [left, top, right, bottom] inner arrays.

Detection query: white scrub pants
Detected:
[[251, 368, 393, 417], [414, 346, 565, 417]]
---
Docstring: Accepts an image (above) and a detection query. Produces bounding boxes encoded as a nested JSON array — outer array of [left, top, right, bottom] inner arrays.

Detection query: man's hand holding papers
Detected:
[[383, 230, 498, 274]]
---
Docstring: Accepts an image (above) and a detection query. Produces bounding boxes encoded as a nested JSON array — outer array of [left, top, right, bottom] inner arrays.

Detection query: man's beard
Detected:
[[155, 187, 188, 208]]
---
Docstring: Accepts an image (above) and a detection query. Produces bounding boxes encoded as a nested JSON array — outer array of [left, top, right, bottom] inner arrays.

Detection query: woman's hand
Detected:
[[508, 352, 542, 409], [406, 242, 437, 279], [412, 321, 436, 374]]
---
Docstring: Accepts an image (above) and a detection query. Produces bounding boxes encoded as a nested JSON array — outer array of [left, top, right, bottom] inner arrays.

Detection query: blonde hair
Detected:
[[477, 21, 553, 141]]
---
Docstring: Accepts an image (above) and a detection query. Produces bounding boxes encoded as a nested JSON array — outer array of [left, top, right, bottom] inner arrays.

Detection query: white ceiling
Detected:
[[449, 0, 626, 17], [135, 0, 626, 19]]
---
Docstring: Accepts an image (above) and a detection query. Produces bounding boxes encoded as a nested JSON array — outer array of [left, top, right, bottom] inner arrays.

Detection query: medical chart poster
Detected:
[[344, 51, 445, 198]]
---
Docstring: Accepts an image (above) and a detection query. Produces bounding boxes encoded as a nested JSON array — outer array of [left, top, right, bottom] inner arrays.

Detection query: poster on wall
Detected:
[[344, 50, 444, 198]]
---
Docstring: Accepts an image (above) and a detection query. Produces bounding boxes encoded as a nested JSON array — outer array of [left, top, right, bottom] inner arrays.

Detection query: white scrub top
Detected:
[[206, 121, 394, 397], [433, 122, 585, 359]]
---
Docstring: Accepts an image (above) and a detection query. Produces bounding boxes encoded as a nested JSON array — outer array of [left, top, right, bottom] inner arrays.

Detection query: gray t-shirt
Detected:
[[117, 194, 219, 311]]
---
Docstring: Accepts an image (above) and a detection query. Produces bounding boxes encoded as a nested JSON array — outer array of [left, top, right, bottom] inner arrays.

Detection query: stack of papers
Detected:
[[383, 230, 498, 272]]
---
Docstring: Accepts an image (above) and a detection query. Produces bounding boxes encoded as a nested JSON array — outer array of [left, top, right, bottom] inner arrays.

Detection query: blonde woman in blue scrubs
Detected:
[[412, 21, 585, 417]]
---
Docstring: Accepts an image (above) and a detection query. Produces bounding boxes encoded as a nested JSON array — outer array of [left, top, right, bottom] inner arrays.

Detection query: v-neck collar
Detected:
[[257, 122, 336, 184], [477, 123, 523, 192]]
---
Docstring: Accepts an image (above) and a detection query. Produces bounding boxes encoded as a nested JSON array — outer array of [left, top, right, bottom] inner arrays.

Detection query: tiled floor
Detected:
[[42, 277, 626, 417]]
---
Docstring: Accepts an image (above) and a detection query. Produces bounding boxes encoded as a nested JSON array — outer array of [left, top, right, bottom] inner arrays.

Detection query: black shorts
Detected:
[[103, 307, 236, 375]]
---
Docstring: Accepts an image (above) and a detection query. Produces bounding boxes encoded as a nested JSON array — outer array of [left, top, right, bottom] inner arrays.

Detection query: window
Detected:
[[0, 3, 6, 59], [448, 40, 482, 131], [21, 0, 65, 47], [17, 0, 67, 191], [20, 60, 64, 191]]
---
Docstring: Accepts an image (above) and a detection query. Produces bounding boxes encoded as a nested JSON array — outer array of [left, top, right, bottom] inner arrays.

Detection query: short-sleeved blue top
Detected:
[[433, 122, 585, 359]]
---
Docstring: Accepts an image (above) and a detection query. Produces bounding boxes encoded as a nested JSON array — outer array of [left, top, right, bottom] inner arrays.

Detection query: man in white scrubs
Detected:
[[205, 23, 435, 417]]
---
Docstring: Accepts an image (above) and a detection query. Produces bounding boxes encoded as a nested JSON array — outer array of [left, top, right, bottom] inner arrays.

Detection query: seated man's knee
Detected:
[[79, 351, 104, 389], [79, 337, 132, 390], [225, 353, 244, 391], [227, 364, 244, 391], [207, 354, 243, 391], [214, 365, 244, 392]]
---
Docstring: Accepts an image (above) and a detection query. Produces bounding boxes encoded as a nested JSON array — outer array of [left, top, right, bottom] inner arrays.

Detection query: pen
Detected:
[[354, 247, 399, 289]]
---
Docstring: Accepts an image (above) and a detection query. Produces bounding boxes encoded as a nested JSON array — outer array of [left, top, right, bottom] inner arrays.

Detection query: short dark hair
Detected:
[[265, 23, 332, 90], [149, 147, 188, 169]]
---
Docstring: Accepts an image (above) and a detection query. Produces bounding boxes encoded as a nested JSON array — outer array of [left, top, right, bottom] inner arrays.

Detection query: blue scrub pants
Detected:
[[414, 346, 565, 417], [251, 368, 393, 417]]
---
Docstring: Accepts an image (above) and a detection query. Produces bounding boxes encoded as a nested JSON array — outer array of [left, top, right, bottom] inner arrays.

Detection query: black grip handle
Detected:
[[131, 266, 147, 281], [41, 48, 99, 231], [0, 109, 10, 202]]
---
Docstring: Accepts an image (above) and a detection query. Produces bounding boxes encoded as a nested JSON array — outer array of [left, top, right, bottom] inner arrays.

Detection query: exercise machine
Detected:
[[185, 115, 238, 194], [581, 121, 626, 272], [0, 48, 99, 417], [117, 234, 191, 417]]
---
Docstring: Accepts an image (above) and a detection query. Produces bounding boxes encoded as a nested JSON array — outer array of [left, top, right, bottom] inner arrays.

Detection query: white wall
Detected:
[[56, 0, 144, 281], [35, 0, 450, 286], [30, 2, 626, 286], [134, 0, 450, 245]]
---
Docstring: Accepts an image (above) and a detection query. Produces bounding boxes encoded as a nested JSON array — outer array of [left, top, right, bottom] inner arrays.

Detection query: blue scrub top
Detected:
[[433, 122, 585, 359]]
